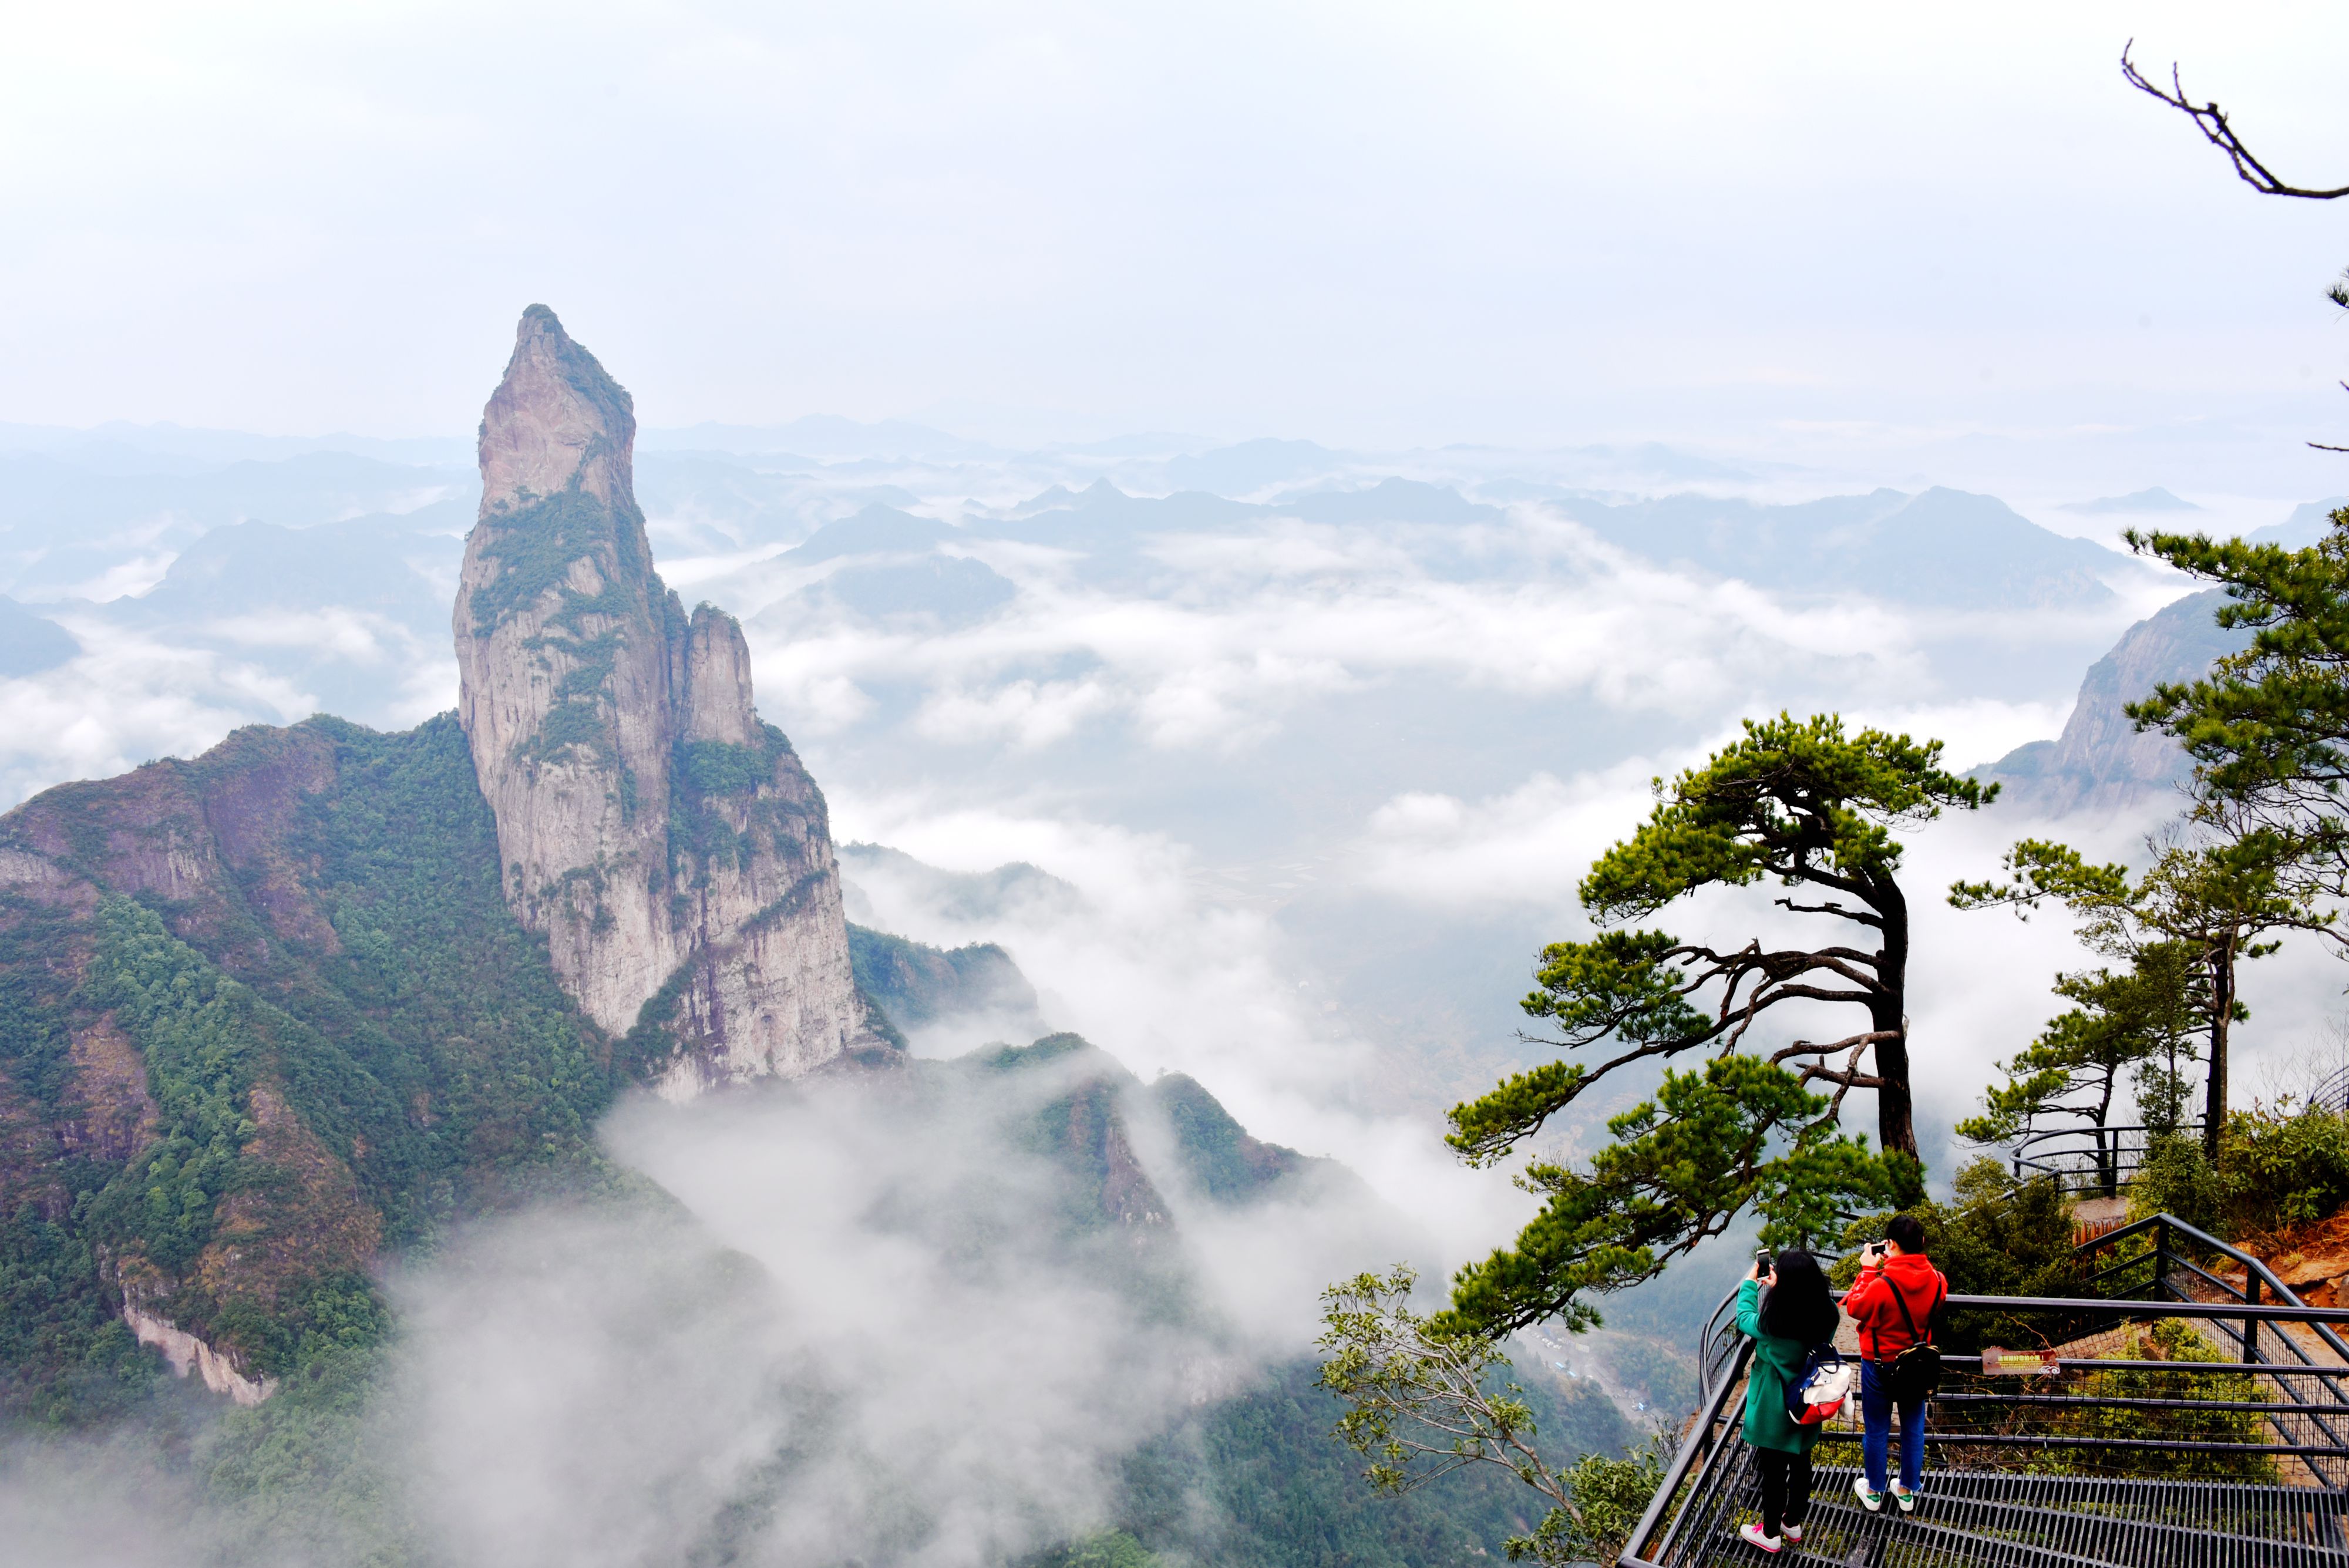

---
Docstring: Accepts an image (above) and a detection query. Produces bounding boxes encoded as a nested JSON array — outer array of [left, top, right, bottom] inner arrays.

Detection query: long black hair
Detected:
[[1759, 1249, 1839, 1347]]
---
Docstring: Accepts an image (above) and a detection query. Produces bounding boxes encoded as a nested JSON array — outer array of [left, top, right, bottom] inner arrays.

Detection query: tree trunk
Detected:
[[2204, 938, 2236, 1161], [1872, 878, 1917, 1159], [2094, 1074, 2118, 1197]]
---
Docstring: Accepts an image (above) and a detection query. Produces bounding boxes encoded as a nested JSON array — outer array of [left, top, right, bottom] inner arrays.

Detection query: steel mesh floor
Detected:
[[1664, 1452, 2349, 1567]]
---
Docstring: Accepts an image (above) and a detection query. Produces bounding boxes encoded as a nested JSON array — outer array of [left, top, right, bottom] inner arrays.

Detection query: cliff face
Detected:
[[1982, 588, 2244, 816], [453, 306, 886, 1095]]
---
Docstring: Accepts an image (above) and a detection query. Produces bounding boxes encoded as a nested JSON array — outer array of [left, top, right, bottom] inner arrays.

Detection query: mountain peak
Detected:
[[455, 308, 889, 1091], [479, 305, 636, 515]]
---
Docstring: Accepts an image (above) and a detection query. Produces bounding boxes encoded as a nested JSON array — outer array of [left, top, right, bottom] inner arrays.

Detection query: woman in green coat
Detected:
[[1735, 1249, 1839, 1554]]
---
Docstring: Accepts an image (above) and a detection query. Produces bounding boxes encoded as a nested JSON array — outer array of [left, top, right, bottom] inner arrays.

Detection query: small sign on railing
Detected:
[[1981, 1346, 2053, 1376]]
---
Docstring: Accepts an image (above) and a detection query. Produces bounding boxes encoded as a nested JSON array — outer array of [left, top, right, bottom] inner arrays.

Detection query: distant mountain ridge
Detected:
[[2248, 498, 2349, 550], [1567, 485, 2133, 609], [2060, 487, 2202, 514], [1981, 588, 2243, 815]]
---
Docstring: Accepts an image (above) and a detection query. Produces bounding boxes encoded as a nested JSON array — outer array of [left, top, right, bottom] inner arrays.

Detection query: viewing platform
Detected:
[[1619, 1214, 2349, 1567]]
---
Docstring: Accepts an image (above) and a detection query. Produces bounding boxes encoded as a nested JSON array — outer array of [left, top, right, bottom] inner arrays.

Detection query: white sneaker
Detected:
[[1853, 1475, 1886, 1513], [1783, 1523, 1804, 1542], [1738, 1522, 1783, 1553], [1893, 1486, 1918, 1515]]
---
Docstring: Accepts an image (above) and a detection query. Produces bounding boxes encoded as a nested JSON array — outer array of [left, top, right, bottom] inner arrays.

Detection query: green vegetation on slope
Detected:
[[848, 923, 1034, 1032], [277, 715, 614, 1208], [1118, 1360, 1635, 1568], [0, 714, 620, 1422]]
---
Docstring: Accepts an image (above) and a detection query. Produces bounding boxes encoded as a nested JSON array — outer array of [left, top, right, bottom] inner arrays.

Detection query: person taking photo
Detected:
[[1842, 1214, 1947, 1515], [1734, 1248, 1840, 1553]]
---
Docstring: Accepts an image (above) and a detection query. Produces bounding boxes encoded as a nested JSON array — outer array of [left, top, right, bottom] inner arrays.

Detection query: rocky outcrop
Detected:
[[123, 1305, 277, 1407], [453, 307, 887, 1095], [1982, 588, 2246, 816]]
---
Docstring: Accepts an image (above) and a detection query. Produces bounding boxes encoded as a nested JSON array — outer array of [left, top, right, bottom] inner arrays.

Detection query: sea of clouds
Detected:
[[6, 424, 2349, 1567]]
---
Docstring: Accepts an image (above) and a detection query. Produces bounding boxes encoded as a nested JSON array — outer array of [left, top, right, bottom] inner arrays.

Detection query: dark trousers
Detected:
[[1755, 1447, 1812, 1536], [1860, 1361, 1927, 1493]]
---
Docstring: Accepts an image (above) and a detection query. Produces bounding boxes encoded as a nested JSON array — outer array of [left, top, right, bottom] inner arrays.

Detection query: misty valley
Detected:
[[4, 304, 2348, 1568]]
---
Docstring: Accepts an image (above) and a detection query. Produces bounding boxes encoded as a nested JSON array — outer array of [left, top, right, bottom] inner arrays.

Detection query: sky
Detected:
[[5, 2, 2348, 462]]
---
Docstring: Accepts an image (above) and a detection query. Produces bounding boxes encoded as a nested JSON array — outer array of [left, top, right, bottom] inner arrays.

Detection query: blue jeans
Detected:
[[1860, 1361, 1926, 1493]]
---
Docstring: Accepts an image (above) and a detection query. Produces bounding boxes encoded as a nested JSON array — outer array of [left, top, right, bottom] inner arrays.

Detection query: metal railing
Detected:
[[2308, 1062, 2349, 1118], [2079, 1211, 2349, 1456], [1617, 1214, 2349, 1567], [2010, 1121, 2202, 1199]]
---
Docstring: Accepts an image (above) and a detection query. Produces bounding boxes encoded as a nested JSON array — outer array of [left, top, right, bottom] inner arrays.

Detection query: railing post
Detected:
[[2155, 1217, 2169, 1298], [2246, 1273, 2261, 1364]]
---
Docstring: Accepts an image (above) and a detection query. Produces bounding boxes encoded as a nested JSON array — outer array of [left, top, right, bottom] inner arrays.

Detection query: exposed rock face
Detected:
[[123, 1305, 277, 1407], [453, 307, 886, 1093], [1983, 588, 2246, 816]]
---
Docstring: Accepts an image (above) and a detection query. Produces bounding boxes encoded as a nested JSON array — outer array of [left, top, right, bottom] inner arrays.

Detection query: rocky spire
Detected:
[[453, 306, 888, 1095]]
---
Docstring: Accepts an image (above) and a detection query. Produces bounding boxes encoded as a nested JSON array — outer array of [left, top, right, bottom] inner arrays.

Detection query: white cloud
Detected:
[[199, 606, 408, 663], [913, 676, 1115, 749], [17, 550, 180, 603], [1350, 759, 1668, 910], [0, 618, 319, 805]]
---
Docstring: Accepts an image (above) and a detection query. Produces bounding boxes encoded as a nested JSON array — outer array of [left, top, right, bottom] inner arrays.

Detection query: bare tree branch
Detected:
[[2122, 42, 2349, 200], [1775, 895, 1884, 927]]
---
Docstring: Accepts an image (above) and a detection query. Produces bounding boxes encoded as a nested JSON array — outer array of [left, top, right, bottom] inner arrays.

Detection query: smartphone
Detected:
[[1754, 1249, 1773, 1274]]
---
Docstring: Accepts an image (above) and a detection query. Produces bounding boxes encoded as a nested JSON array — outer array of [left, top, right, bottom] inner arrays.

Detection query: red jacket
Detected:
[[1843, 1252, 1946, 1361]]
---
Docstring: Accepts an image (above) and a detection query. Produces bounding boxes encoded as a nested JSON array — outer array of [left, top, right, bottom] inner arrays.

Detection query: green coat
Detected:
[[1736, 1278, 1822, 1455]]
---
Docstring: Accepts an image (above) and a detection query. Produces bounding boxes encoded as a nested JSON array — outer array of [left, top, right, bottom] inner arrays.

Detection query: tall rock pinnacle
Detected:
[[454, 305, 889, 1095]]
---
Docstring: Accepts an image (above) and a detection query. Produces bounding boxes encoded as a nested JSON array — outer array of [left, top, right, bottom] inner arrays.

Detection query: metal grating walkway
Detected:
[[1663, 1456, 2349, 1567]]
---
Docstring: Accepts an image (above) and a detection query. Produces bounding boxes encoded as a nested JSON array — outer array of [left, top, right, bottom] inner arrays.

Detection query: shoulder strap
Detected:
[[1888, 1270, 1928, 1347], [1890, 1271, 1944, 1346]]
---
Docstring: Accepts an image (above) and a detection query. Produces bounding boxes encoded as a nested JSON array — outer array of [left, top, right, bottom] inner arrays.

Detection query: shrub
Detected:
[[2131, 1133, 2223, 1233], [2222, 1107, 2349, 1236], [2126, 1108, 2349, 1241]]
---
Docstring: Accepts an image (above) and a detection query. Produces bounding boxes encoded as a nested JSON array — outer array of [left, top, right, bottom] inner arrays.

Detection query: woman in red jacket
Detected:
[[1840, 1213, 1945, 1514]]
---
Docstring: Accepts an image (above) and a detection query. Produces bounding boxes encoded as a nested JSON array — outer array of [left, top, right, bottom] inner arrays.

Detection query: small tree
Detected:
[[1955, 945, 2202, 1194], [1428, 713, 1981, 1334], [1951, 833, 2318, 1159], [1317, 1267, 1669, 1568]]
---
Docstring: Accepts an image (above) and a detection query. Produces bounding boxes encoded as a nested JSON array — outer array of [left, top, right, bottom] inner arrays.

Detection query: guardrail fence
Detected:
[[1616, 1213, 2349, 1567]]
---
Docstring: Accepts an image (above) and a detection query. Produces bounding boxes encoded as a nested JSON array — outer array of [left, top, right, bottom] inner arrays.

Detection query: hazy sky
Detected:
[[6, 2, 2348, 455]]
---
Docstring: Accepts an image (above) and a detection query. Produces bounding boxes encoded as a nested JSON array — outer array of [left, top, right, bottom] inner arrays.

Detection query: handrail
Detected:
[[2009, 1121, 2200, 1196], [1617, 1331, 1752, 1568], [1935, 1292, 2349, 1323], [2082, 1210, 2349, 1357], [1618, 1215, 2349, 1565], [2308, 1061, 2349, 1115], [2077, 1209, 2349, 1453]]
